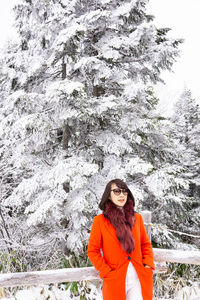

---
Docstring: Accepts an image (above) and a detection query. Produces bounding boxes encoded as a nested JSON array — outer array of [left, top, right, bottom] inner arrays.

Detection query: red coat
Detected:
[[87, 212, 155, 300]]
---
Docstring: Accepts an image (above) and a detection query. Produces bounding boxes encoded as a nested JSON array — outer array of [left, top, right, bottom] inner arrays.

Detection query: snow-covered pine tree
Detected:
[[169, 89, 200, 247], [0, 0, 184, 267]]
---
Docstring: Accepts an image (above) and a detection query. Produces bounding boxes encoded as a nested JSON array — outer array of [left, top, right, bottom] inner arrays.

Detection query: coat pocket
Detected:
[[103, 268, 118, 280], [144, 266, 153, 274]]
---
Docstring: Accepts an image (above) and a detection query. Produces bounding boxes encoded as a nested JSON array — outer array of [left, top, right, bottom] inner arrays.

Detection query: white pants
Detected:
[[125, 262, 143, 300]]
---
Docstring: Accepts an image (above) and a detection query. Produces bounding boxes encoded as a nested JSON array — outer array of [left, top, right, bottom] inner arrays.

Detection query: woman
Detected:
[[87, 178, 155, 300]]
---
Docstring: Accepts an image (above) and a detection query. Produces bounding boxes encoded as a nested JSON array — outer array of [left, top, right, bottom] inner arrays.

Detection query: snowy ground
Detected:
[[0, 283, 103, 300], [0, 282, 200, 300]]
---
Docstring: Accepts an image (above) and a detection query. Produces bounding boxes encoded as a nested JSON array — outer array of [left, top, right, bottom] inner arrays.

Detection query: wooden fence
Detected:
[[0, 211, 199, 288]]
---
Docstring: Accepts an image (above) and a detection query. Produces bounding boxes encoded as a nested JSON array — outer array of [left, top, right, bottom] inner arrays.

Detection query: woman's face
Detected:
[[109, 183, 128, 207]]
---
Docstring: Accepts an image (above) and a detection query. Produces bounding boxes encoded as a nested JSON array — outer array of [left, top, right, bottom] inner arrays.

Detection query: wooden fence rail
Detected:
[[0, 249, 200, 288], [153, 248, 200, 265], [0, 211, 199, 288]]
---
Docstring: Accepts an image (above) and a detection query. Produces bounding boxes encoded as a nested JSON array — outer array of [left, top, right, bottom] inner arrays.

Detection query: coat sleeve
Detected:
[[139, 214, 155, 270], [87, 215, 112, 278]]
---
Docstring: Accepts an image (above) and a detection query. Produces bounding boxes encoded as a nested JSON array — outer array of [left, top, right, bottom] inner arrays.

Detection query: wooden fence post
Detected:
[[141, 210, 151, 240], [141, 210, 168, 273]]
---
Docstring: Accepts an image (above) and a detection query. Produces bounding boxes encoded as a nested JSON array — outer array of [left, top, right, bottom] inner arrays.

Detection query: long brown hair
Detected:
[[99, 178, 135, 211]]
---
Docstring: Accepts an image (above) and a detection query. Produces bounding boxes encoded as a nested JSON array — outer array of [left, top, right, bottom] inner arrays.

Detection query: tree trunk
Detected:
[[62, 123, 70, 149], [62, 56, 66, 80]]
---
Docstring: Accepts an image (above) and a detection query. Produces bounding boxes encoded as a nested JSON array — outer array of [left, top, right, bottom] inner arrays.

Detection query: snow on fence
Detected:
[[0, 211, 199, 288]]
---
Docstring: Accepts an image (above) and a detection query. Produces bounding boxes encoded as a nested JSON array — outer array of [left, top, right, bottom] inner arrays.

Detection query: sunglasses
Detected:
[[111, 188, 128, 196]]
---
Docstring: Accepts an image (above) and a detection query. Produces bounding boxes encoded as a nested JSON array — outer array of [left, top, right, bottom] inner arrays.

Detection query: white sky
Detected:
[[0, 0, 200, 115], [147, 0, 200, 114], [0, 0, 16, 45]]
